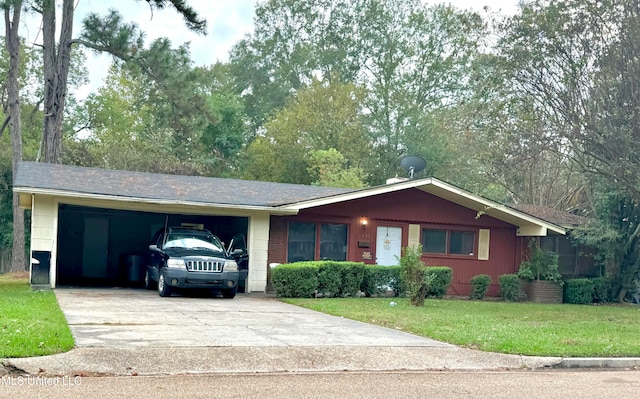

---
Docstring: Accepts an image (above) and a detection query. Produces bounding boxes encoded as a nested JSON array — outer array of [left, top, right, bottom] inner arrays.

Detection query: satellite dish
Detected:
[[400, 155, 426, 179]]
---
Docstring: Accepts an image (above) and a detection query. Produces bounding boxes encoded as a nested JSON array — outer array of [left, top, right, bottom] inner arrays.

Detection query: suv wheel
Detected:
[[158, 273, 172, 297], [222, 286, 237, 299], [144, 269, 155, 290]]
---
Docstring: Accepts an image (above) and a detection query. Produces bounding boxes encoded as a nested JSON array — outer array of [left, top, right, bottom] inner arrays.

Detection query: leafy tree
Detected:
[[29, 0, 206, 164], [229, 0, 366, 131], [306, 149, 366, 188], [199, 91, 246, 175], [241, 78, 370, 184], [69, 55, 248, 177], [356, 2, 485, 183], [230, 0, 486, 183], [2, 0, 25, 271], [495, 0, 640, 300], [572, 187, 640, 303]]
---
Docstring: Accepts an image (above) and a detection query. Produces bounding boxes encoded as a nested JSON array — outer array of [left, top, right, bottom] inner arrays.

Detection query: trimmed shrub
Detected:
[[425, 267, 453, 298], [387, 266, 404, 296], [399, 245, 430, 306], [271, 263, 318, 298], [317, 262, 343, 297], [591, 277, 612, 303], [499, 274, 521, 302], [341, 262, 366, 296], [362, 266, 401, 297], [470, 274, 492, 300], [564, 278, 594, 304], [317, 261, 366, 297], [272, 261, 366, 298]]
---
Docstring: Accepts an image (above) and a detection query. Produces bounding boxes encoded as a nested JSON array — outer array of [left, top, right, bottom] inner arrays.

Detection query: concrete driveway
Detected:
[[4, 288, 562, 375], [55, 288, 451, 349]]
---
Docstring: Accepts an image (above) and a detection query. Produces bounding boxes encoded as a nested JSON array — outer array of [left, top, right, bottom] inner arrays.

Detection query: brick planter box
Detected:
[[521, 280, 563, 304]]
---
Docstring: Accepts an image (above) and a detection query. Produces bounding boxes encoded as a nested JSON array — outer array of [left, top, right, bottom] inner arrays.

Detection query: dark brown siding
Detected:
[[271, 188, 525, 297]]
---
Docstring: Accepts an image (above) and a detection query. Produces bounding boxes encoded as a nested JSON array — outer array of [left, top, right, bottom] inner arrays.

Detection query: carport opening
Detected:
[[56, 205, 248, 290]]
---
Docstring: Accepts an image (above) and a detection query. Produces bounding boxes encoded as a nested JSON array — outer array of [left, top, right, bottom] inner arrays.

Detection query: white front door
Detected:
[[376, 226, 402, 266]]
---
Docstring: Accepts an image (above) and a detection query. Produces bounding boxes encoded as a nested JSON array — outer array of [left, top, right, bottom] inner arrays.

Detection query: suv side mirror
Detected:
[[149, 244, 159, 251]]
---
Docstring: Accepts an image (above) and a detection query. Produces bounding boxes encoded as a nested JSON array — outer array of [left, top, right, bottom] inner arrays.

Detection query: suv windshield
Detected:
[[163, 233, 224, 252]]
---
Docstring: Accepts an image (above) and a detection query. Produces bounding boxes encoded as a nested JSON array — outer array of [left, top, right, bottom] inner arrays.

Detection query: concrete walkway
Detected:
[[3, 288, 638, 376]]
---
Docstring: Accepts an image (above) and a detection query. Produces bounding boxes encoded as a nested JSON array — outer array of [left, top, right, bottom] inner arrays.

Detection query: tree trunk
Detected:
[[41, 0, 74, 164], [617, 287, 627, 304], [5, 1, 26, 272], [11, 193, 25, 272]]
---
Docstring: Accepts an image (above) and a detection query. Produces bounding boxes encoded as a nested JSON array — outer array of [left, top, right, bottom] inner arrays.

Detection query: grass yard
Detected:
[[0, 273, 74, 358], [283, 297, 640, 357]]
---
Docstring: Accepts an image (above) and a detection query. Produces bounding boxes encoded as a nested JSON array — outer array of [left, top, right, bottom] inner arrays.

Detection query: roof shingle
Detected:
[[14, 162, 354, 207], [508, 204, 589, 227]]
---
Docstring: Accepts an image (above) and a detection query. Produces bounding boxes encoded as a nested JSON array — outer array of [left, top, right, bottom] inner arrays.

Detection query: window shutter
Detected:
[[478, 229, 490, 261], [408, 224, 421, 249]]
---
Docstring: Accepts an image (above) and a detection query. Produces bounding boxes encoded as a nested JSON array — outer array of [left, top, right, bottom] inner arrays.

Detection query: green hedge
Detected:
[[425, 267, 452, 298], [273, 261, 366, 298], [271, 263, 319, 298], [499, 274, 520, 302], [563, 277, 612, 304], [470, 274, 491, 300], [317, 262, 366, 297], [591, 277, 612, 303], [564, 278, 594, 304], [361, 266, 401, 297], [272, 262, 451, 298]]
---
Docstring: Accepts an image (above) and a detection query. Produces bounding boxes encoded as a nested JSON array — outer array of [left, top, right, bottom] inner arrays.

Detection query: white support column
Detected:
[[30, 195, 58, 288], [247, 212, 270, 293]]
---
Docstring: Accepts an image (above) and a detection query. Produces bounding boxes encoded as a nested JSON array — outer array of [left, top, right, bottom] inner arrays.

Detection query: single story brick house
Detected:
[[14, 161, 574, 296]]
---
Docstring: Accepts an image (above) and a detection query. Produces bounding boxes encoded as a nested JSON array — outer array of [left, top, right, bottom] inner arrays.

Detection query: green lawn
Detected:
[[282, 297, 640, 357], [0, 274, 74, 358]]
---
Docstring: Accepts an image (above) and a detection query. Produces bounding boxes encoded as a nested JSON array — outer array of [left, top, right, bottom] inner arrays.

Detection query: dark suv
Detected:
[[145, 227, 240, 298]]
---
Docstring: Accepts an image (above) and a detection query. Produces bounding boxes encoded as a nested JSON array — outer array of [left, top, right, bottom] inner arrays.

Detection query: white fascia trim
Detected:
[[277, 178, 436, 211], [14, 187, 299, 215], [427, 180, 565, 235], [277, 177, 566, 235]]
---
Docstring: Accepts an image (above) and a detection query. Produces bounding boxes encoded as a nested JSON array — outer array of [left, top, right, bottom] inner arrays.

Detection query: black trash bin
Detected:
[[122, 254, 145, 286]]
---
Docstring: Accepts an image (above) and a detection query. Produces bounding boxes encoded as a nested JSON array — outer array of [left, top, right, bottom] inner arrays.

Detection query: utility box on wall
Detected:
[[31, 250, 51, 289]]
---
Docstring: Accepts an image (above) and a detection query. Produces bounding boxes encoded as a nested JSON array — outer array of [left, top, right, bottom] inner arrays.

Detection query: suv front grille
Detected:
[[186, 260, 223, 272]]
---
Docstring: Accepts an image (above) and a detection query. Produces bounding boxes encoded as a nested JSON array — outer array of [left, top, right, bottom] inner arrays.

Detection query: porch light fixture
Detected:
[[360, 217, 368, 226]]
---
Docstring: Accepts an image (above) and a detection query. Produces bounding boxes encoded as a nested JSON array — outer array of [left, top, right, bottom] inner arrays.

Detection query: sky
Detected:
[[18, 0, 519, 99]]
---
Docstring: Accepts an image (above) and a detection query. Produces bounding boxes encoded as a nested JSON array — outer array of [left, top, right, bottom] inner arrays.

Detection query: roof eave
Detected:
[[424, 180, 566, 235], [277, 178, 566, 236], [275, 178, 435, 210], [14, 187, 298, 215]]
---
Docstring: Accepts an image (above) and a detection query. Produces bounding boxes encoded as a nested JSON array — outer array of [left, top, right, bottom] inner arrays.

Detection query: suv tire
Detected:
[[144, 269, 156, 290], [158, 273, 173, 297], [222, 286, 237, 299]]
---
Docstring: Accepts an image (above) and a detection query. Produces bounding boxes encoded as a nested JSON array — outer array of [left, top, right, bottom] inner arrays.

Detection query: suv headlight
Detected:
[[224, 260, 238, 271], [166, 258, 186, 268]]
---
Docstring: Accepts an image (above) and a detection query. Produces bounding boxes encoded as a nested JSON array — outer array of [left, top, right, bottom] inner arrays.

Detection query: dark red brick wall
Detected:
[[521, 280, 563, 303]]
